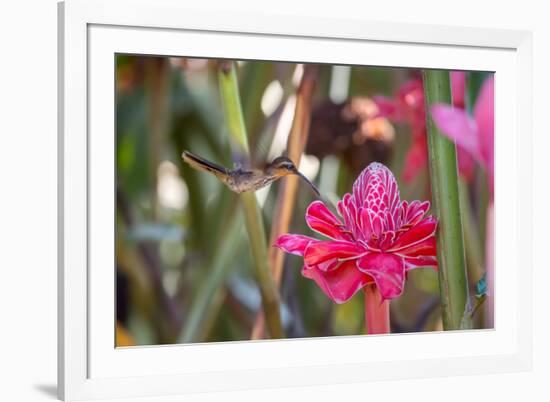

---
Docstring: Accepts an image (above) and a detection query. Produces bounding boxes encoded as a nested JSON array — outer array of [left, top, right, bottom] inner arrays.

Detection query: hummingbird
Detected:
[[181, 150, 320, 196]]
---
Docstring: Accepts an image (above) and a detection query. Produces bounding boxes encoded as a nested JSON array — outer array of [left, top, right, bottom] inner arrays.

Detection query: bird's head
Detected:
[[266, 156, 320, 196], [267, 156, 298, 176]]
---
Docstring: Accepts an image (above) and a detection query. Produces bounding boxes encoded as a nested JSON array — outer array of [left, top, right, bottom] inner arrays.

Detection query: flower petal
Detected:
[[357, 253, 406, 300], [402, 200, 430, 226], [391, 216, 437, 252], [354, 161, 401, 215], [379, 230, 396, 250], [450, 71, 466, 109], [371, 214, 383, 238], [431, 104, 482, 161], [274, 234, 317, 256], [306, 200, 349, 240], [404, 255, 438, 270], [339, 193, 361, 240], [474, 77, 494, 195], [457, 148, 476, 181], [372, 96, 400, 120], [359, 207, 374, 240], [304, 240, 363, 268], [396, 236, 436, 260], [303, 261, 373, 304], [402, 138, 427, 183]]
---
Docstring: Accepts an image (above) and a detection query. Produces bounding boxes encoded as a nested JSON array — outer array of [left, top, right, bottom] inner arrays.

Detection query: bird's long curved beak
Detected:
[[295, 171, 320, 197]]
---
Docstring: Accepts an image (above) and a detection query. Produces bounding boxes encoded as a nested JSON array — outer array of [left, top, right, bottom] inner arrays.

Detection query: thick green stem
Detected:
[[423, 70, 471, 330], [240, 191, 284, 338], [364, 285, 390, 334], [218, 61, 284, 338]]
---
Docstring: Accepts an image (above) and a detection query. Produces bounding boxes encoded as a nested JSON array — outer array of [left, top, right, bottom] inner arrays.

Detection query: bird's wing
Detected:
[[182, 151, 229, 181]]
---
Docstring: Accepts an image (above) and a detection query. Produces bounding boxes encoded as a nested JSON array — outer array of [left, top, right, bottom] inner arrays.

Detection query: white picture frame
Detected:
[[58, 0, 533, 400]]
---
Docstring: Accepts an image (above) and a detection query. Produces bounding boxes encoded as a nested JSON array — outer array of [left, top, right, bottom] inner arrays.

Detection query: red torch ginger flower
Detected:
[[275, 162, 438, 303], [373, 72, 471, 182], [373, 78, 427, 183]]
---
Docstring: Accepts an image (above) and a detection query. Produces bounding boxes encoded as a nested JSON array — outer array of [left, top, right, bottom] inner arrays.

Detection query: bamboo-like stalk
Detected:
[[423, 70, 471, 330], [250, 65, 318, 339], [364, 285, 390, 334], [218, 61, 284, 339]]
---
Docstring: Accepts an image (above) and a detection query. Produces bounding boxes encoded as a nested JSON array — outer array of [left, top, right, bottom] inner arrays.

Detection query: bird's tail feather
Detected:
[[181, 151, 229, 179]]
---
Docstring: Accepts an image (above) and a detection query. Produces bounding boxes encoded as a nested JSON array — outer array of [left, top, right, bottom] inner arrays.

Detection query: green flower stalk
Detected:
[[217, 61, 284, 338], [423, 70, 471, 330]]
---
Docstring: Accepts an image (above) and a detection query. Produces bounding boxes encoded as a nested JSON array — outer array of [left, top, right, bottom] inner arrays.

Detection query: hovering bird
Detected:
[[181, 150, 320, 196]]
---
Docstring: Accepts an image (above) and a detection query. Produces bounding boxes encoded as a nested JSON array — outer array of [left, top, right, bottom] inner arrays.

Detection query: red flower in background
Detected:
[[373, 79, 427, 183], [373, 72, 471, 182], [450, 71, 466, 109], [275, 162, 438, 303]]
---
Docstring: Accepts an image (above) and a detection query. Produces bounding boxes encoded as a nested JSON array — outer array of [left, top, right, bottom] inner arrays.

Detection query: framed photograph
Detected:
[[58, 0, 533, 400]]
